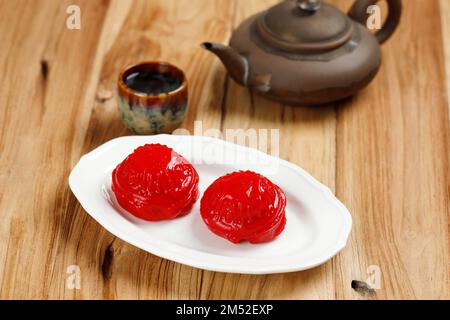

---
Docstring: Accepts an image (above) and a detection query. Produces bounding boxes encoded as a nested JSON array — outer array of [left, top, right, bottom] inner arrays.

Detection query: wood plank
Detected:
[[441, 0, 450, 121], [193, 0, 339, 300], [0, 0, 110, 298], [335, 0, 450, 299], [64, 0, 237, 299]]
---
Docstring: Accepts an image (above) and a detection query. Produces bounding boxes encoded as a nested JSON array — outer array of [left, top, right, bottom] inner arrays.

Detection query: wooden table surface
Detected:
[[0, 0, 449, 300]]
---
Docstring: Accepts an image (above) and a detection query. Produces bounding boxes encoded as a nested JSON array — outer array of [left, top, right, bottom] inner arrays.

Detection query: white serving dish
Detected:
[[69, 134, 352, 274]]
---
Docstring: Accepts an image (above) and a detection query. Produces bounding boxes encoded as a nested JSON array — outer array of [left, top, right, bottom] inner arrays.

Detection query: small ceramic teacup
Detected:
[[117, 61, 188, 135]]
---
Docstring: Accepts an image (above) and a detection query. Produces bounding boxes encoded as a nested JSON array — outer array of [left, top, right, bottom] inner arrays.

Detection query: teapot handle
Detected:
[[348, 0, 402, 44]]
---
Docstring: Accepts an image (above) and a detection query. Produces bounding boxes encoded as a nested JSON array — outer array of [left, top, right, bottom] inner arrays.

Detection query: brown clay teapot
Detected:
[[202, 0, 402, 105]]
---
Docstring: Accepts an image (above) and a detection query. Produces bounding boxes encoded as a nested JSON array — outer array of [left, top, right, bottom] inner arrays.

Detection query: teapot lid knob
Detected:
[[297, 0, 321, 12]]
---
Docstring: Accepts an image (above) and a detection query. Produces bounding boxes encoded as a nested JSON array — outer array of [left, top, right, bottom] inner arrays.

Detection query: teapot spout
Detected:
[[201, 42, 272, 92], [201, 42, 250, 86]]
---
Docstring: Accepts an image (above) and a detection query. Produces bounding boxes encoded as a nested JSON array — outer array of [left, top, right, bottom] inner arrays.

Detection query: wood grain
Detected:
[[0, 0, 448, 299]]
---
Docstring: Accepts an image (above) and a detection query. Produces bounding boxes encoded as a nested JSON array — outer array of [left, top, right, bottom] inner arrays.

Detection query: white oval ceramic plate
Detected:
[[69, 135, 352, 274]]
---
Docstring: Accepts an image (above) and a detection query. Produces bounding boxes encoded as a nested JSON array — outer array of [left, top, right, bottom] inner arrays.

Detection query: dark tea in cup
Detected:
[[124, 70, 183, 96]]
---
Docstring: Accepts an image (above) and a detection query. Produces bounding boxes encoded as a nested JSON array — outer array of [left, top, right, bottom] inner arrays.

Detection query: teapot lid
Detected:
[[255, 0, 354, 53]]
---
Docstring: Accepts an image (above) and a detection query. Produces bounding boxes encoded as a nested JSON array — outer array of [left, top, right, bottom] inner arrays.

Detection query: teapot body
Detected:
[[229, 13, 382, 105], [203, 0, 401, 105]]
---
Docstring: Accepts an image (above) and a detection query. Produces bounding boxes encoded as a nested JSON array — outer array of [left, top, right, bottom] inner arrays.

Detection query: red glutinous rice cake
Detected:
[[200, 171, 287, 244], [112, 144, 199, 221]]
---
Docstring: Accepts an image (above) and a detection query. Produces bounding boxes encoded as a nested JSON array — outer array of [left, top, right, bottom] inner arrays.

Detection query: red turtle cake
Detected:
[[112, 144, 199, 221], [200, 171, 286, 244]]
